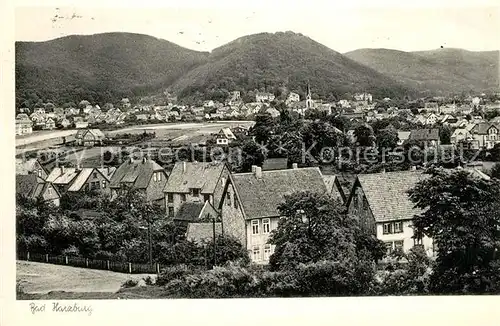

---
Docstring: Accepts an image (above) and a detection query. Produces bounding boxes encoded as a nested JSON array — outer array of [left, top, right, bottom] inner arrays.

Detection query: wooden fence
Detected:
[[17, 251, 160, 274]]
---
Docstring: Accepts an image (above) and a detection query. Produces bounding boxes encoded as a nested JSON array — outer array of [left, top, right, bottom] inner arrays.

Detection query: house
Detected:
[[286, 92, 300, 105], [214, 128, 237, 145], [46, 166, 111, 194], [255, 92, 275, 103], [59, 118, 71, 128], [30, 112, 46, 124], [16, 174, 61, 207], [186, 222, 223, 244], [16, 158, 48, 179], [409, 129, 440, 147], [440, 114, 458, 125], [75, 129, 106, 146], [262, 158, 288, 171], [15, 114, 33, 135], [43, 118, 56, 130], [65, 168, 113, 194], [219, 165, 328, 264], [354, 93, 373, 103], [346, 170, 434, 257], [74, 117, 89, 129], [174, 201, 220, 234], [469, 123, 500, 149], [109, 157, 168, 205], [265, 107, 280, 118], [163, 162, 230, 218], [424, 113, 439, 125], [450, 128, 473, 146]]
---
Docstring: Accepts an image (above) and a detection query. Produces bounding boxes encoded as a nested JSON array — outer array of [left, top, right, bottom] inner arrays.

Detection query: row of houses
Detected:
[[17, 148, 491, 264]]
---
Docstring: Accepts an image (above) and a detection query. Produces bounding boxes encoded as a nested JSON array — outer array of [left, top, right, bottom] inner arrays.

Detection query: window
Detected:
[[168, 207, 175, 217], [384, 222, 403, 234], [234, 197, 239, 209], [383, 223, 393, 234], [102, 180, 107, 188], [180, 194, 186, 202], [394, 221, 403, 233], [252, 220, 259, 235], [153, 173, 157, 182], [167, 194, 174, 203], [227, 192, 231, 206], [192, 188, 200, 197], [252, 246, 261, 262], [204, 194, 210, 202], [263, 245, 271, 261], [262, 218, 270, 234], [93, 172, 97, 179], [38, 169, 43, 177], [157, 172, 162, 181], [46, 186, 52, 195]]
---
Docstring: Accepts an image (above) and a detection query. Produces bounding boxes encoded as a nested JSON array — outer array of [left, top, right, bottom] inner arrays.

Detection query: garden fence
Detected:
[[17, 251, 160, 274]]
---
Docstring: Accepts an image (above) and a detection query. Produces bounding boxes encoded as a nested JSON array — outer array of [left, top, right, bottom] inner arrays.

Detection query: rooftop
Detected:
[[164, 162, 226, 194]]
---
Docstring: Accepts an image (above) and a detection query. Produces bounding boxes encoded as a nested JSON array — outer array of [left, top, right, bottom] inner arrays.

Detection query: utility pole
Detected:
[[213, 216, 217, 267]]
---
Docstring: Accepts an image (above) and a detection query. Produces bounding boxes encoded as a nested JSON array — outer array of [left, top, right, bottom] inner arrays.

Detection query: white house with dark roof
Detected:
[[163, 162, 230, 218], [16, 174, 61, 206], [346, 170, 434, 257], [219, 165, 328, 264], [46, 166, 111, 194], [16, 158, 48, 179]]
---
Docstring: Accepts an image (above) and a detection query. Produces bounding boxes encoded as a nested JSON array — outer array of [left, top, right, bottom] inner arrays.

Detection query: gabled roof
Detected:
[[397, 131, 411, 141], [109, 158, 164, 189], [97, 166, 117, 181], [67, 168, 96, 192], [164, 162, 226, 194], [16, 158, 44, 176], [355, 171, 428, 222], [186, 222, 222, 243], [16, 174, 59, 200], [230, 167, 328, 220], [174, 202, 206, 222], [218, 128, 236, 140], [409, 129, 439, 141], [46, 167, 79, 185], [469, 123, 500, 135]]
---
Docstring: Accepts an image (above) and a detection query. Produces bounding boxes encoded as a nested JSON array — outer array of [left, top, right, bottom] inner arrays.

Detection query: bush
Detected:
[[121, 279, 138, 288], [62, 245, 80, 257], [156, 264, 194, 286]]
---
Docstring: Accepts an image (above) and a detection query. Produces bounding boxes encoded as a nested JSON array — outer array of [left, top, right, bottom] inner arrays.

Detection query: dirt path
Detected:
[[17, 261, 154, 293]]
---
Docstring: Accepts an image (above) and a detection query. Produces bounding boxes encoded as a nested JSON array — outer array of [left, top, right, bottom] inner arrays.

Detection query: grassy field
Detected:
[[17, 261, 154, 296]]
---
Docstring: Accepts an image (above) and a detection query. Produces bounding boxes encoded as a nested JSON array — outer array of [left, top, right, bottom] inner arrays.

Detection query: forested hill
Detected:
[[15, 32, 209, 108], [169, 31, 413, 102], [345, 48, 499, 95]]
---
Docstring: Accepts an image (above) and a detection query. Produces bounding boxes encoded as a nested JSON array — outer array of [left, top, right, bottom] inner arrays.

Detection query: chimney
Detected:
[[251, 165, 257, 173], [292, 163, 298, 169], [182, 161, 187, 173], [142, 156, 147, 164], [129, 157, 134, 164], [76, 163, 81, 171], [411, 166, 417, 171], [255, 166, 262, 179], [61, 166, 65, 174], [381, 168, 386, 173]]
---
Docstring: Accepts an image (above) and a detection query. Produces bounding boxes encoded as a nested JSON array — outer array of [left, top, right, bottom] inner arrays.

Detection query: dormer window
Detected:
[[192, 188, 200, 197]]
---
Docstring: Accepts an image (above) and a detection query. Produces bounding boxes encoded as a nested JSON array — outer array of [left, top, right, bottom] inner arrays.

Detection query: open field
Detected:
[[16, 261, 154, 294]]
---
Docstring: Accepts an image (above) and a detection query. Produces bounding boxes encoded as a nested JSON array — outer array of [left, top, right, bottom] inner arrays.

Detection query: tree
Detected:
[[268, 192, 357, 271], [489, 163, 500, 179], [250, 113, 276, 144], [376, 128, 399, 150], [354, 124, 375, 147], [439, 125, 452, 145], [408, 167, 500, 294]]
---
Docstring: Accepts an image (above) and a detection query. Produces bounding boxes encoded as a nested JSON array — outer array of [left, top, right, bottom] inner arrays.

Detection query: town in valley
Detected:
[[14, 9, 500, 298]]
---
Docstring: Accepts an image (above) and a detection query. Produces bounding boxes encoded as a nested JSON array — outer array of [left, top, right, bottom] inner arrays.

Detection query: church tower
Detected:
[[305, 84, 314, 109]]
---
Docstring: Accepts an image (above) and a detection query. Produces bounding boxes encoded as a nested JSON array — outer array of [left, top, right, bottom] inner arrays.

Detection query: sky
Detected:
[[14, 2, 500, 53]]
